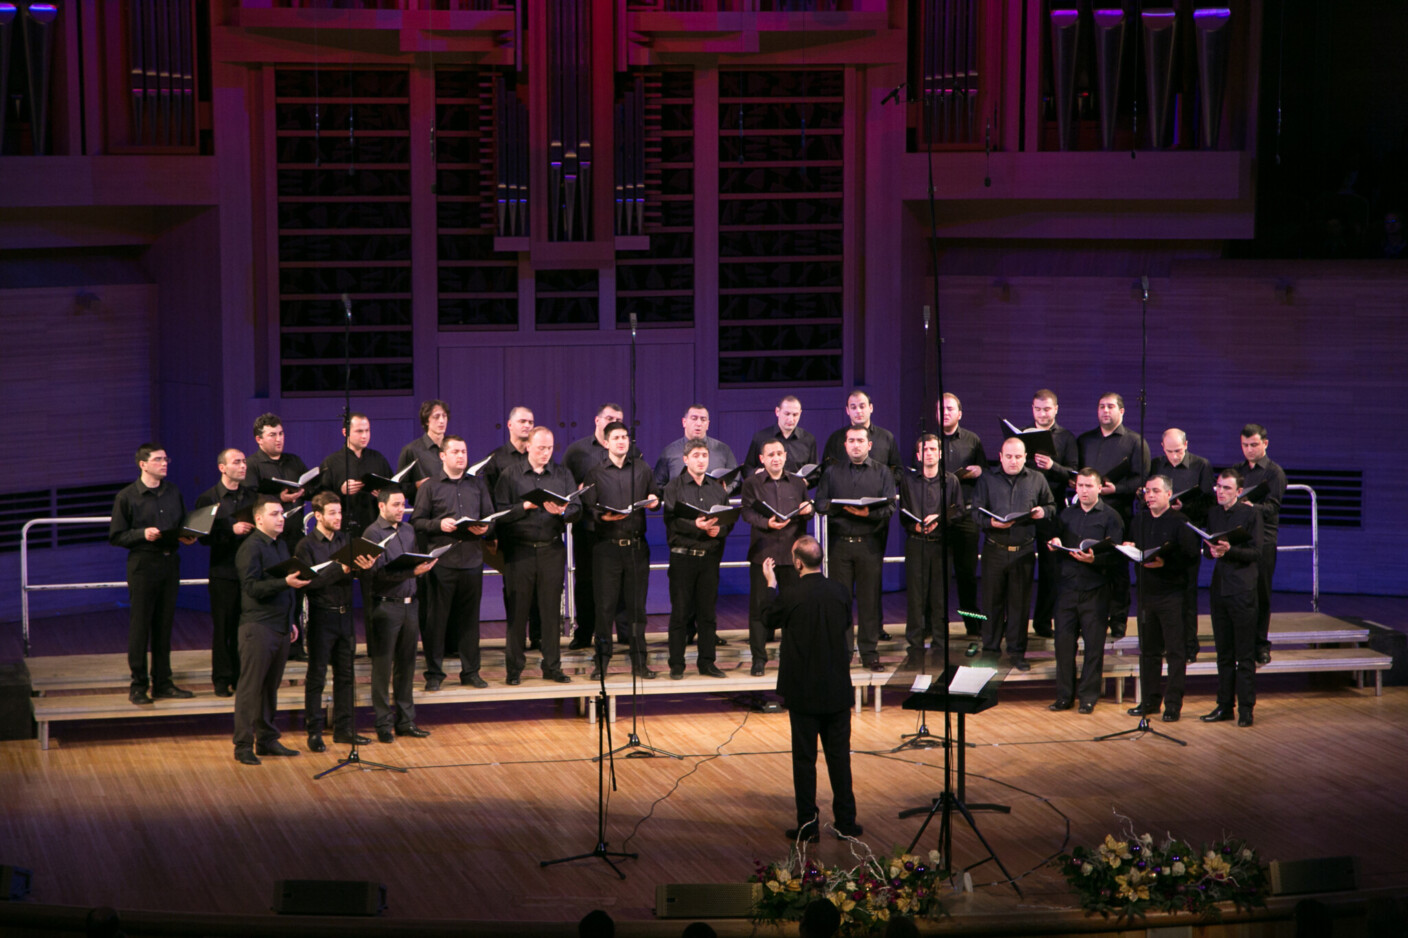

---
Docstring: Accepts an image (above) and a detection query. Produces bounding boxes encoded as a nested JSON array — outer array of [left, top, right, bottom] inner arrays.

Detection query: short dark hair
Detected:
[[777, 394, 801, 408], [759, 439, 786, 459], [602, 420, 629, 439], [441, 434, 466, 447], [844, 425, 872, 442], [1033, 388, 1058, 405], [135, 442, 164, 465], [683, 439, 710, 457], [348, 412, 370, 425], [311, 491, 340, 514], [684, 403, 709, 416], [1146, 473, 1173, 491], [254, 495, 282, 516], [681, 923, 718, 938], [792, 535, 823, 569], [1241, 423, 1268, 440], [596, 402, 624, 418], [914, 432, 939, 452], [1100, 392, 1125, 409], [1076, 467, 1103, 484], [419, 399, 450, 429], [799, 897, 841, 938], [376, 487, 405, 504], [1218, 467, 1245, 487], [217, 447, 242, 467], [253, 413, 282, 438], [577, 909, 614, 938]]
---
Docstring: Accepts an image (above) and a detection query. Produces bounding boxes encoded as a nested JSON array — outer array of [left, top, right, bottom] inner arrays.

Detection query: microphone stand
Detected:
[[599, 312, 681, 761], [316, 293, 406, 778], [1094, 276, 1185, 747]]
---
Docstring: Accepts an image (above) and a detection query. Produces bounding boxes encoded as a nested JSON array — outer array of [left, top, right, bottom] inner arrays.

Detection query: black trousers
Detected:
[[668, 551, 722, 671], [1137, 591, 1187, 711], [1255, 540, 1277, 653], [830, 536, 882, 661], [788, 708, 857, 828], [369, 598, 418, 731], [947, 517, 982, 629], [233, 622, 289, 750], [1183, 554, 1202, 656], [572, 530, 628, 644], [208, 576, 242, 688], [1054, 584, 1109, 704], [1032, 537, 1060, 633], [592, 539, 650, 665], [1106, 503, 1134, 635], [980, 543, 1035, 659], [304, 604, 355, 737], [126, 552, 179, 692], [749, 563, 797, 663], [504, 542, 566, 676], [1211, 589, 1257, 712], [423, 565, 483, 680], [904, 538, 947, 653]]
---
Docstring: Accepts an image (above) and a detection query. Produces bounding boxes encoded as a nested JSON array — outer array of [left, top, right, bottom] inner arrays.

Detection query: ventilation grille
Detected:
[[0, 483, 127, 553], [1283, 470, 1361, 528]]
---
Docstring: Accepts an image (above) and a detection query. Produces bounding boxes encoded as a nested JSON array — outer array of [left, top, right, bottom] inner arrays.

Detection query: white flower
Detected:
[[1082, 863, 1096, 876], [1171, 861, 1186, 876], [1140, 833, 1154, 848], [1240, 848, 1253, 861]]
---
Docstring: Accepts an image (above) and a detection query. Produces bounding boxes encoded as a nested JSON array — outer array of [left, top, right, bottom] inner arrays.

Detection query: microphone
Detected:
[[629, 312, 637, 339], [1140, 276, 1150, 302], [984, 120, 992, 187], [341, 293, 352, 320], [881, 82, 907, 105]]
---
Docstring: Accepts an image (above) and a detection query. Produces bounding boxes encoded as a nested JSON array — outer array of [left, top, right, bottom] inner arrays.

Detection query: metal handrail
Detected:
[[1279, 483, 1319, 612]]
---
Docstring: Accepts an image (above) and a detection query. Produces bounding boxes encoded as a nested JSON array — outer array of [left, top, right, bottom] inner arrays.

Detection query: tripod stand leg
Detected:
[[950, 799, 1023, 898]]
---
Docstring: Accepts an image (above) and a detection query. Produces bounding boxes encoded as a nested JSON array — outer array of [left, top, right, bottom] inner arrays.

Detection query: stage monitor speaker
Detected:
[[655, 883, 761, 919], [0, 663, 35, 741], [272, 879, 386, 916], [1269, 856, 1358, 896], [0, 865, 32, 900]]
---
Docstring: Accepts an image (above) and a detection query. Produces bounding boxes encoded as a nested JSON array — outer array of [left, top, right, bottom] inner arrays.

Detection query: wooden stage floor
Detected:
[[3, 591, 1406, 930]]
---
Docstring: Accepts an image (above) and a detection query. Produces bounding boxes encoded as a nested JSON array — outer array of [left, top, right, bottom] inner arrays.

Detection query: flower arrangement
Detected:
[[750, 844, 948, 934], [1057, 826, 1270, 919]]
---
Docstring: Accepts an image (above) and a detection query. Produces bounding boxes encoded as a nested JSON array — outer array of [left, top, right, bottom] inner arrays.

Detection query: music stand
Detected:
[[897, 652, 1022, 897]]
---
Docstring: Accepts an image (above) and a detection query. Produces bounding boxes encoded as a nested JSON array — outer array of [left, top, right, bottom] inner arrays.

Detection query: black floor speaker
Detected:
[[272, 879, 386, 915], [0, 663, 35, 741], [655, 883, 761, 918]]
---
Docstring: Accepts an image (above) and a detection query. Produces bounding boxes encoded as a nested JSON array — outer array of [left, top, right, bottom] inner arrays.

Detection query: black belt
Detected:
[[670, 546, 710, 557], [835, 535, 873, 543], [909, 535, 944, 543], [374, 596, 415, 605], [512, 539, 562, 550], [990, 541, 1032, 552], [312, 604, 351, 614], [605, 538, 641, 547]]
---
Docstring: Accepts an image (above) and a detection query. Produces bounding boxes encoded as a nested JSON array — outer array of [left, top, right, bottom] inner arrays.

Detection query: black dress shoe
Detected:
[[568, 638, 593, 651], [699, 664, 727, 678], [965, 642, 980, 657], [879, 630, 894, 641], [750, 661, 765, 676], [255, 740, 300, 757], [213, 684, 233, 698], [1048, 698, 1073, 711], [1109, 629, 1127, 640], [715, 636, 729, 646], [333, 733, 372, 745], [396, 724, 431, 738], [589, 665, 606, 681], [1127, 703, 1160, 717], [1011, 657, 1032, 672], [1201, 706, 1234, 723], [669, 668, 685, 681], [234, 749, 261, 766], [1161, 710, 1181, 723], [1186, 650, 1200, 664], [129, 688, 154, 706], [1032, 624, 1054, 638], [425, 676, 444, 692], [863, 659, 886, 673], [1237, 710, 1254, 727], [527, 639, 541, 651], [377, 729, 395, 743], [153, 685, 195, 699], [506, 674, 521, 686], [1077, 701, 1096, 714], [461, 673, 488, 689], [1255, 649, 1272, 666], [307, 735, 327, 753], [544, 671, 572, 684], [784, 822, 820, 843], [632, 667, 657, 680], [834, 822, 864, 839]]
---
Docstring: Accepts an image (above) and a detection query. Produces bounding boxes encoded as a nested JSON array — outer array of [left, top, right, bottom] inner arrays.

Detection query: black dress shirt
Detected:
[[663, 473, 736, 553], [823, 423, 902, 477], [492, 461, 583, 545], [247, 450, 311, 495], [235, 530, 295, 632], [563, 434, 645, 486], [1054, 501, 1126, 590], [815, 458, 896, 538], [397, 433, 445, 491], [109, 479, 187, 555], [581, 455, 660, 540], [898, 469, 961, 540], [317, 446, 394, 536], [764, 573, 854, 714], [739, 471, 811, 565], [743, 425, 819, 478], [941, 427, 988, 508], [653, 436, 739, 489], [410, 472, 497, 569], [1203, 502, 1264, 596], [1128, 508, 1201, 595], [1033, 422, 1079, 502], [971, 466, 1056, 548], [295, 528, 355, 608], [479, 441, 530, 496], [1240, 456, 1287, 541], [365, 517, 421, 599], [1076, 424, 1151, 503], [195, 482, 258, 581], [1150, 451, 1214, 526]]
